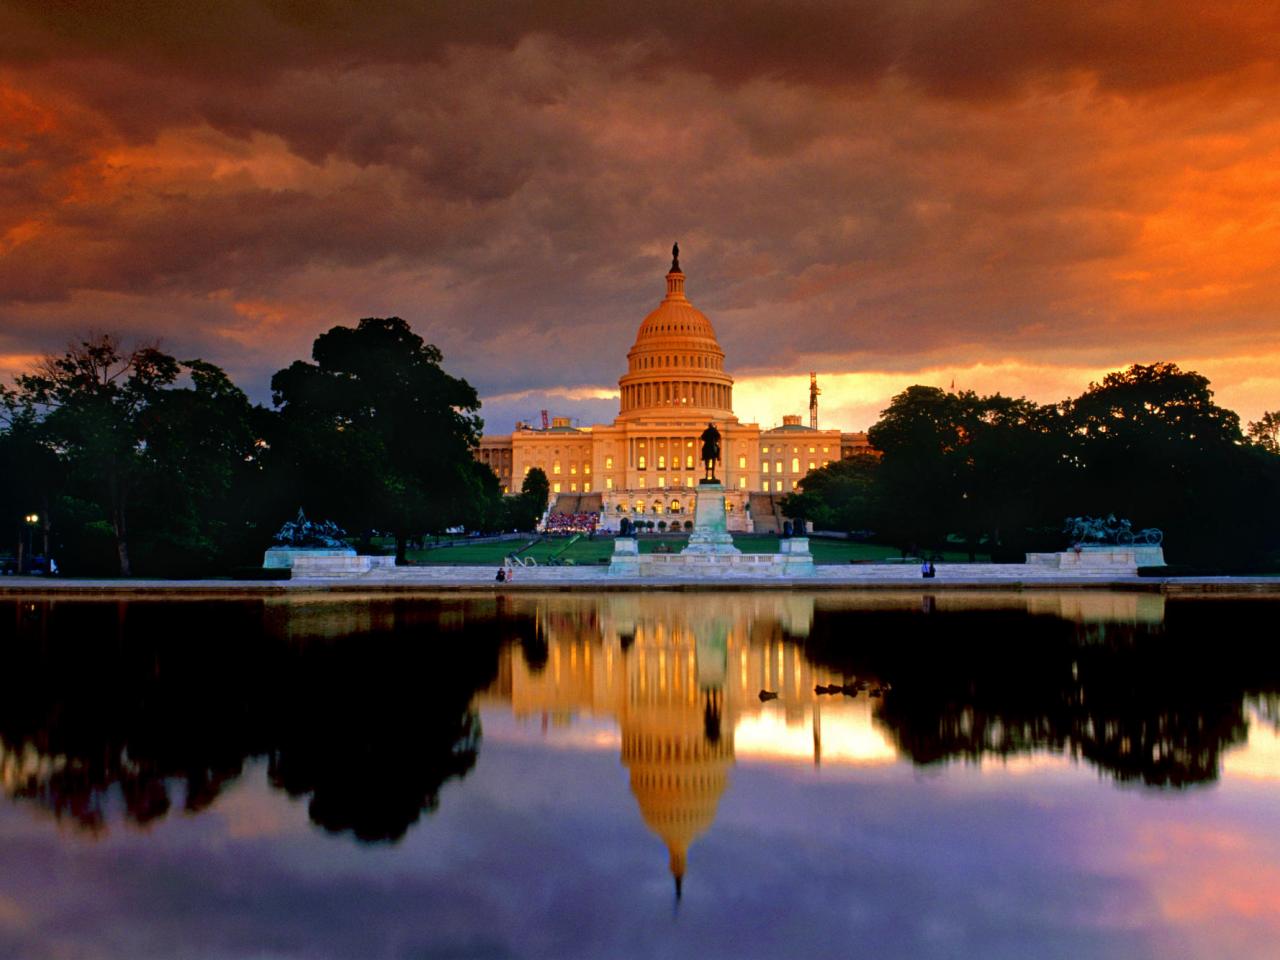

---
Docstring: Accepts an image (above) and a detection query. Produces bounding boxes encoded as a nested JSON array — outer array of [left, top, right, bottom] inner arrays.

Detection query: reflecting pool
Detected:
[[2, 591, 1279, 959]]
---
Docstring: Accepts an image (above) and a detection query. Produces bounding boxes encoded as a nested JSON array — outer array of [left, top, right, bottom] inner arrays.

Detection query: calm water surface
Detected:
[[2, 591, 1279, 960]]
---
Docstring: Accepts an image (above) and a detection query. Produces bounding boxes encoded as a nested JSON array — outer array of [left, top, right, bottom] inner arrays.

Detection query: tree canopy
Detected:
[[268, 317, 484, 563], [791, 363, 1280, 567], [2, 335, 256, 575]]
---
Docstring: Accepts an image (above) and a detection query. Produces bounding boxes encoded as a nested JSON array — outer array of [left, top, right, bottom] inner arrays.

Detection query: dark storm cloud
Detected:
[[2, 0, 1280, 418], [5, 1, 1277, 97]]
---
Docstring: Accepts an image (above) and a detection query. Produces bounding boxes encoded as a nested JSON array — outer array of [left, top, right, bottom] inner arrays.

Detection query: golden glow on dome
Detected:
[[617, 248, 736, 421]]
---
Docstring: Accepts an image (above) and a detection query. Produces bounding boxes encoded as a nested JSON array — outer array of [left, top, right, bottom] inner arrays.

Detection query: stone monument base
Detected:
[[683, 482, 740, 556], [263, 546, 356, 569], [1026, 545, 1165, 572], [606, 482, 816, 577]]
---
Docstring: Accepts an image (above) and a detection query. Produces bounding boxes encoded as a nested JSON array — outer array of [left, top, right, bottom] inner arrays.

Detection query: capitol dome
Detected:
[[617, 244, 735, 422]]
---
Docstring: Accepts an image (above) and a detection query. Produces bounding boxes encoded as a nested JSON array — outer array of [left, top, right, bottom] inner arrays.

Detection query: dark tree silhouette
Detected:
[[270, 318, 483, 563]]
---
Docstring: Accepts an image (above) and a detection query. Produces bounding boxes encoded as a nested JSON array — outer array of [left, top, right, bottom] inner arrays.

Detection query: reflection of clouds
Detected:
[[1222, 701, 1280, 782], [210, 761, 312, 841], [0, 895, 28, 932], [734, 700, 897, 766], [1122, 818, 1280, 959]]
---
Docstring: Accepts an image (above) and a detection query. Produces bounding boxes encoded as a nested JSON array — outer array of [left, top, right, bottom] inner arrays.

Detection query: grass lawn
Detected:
[[405, 534, 988, 566]]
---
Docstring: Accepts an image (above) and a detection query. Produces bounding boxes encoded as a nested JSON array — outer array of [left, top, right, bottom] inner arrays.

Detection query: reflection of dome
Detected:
[[622, 694, 733, 898], [617, 245, 735, 421]]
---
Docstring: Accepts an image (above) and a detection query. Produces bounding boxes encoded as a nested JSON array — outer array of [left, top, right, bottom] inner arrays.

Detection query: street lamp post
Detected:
[[23, 513, 39, 574]]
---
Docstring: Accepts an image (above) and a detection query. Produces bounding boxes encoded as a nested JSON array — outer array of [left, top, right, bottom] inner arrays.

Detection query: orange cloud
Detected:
[[0, 3, 1278, 425]]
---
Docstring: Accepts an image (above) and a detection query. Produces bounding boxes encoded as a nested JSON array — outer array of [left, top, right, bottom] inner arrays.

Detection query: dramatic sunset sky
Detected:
[[3, 1, 1279, 432]]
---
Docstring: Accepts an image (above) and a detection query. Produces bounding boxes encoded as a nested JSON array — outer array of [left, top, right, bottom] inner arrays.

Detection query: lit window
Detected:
[[553, 460, 562, 475], [738, 476, 746, 488], [584, 464, 591, 475], [791, 458, 800, 473], [570, 464, 577, 475], [570, 482, 578, 492], [634, 500, 644, 513], [808, 461, 816, 471], [792, 480, 798, 490], [686, 477, 694, 487], [822, 446, 829, 454], [686, 440, 694, 448], [762, 462, 770, 474], [638, 456, 646, 469], [658, 455, 666, 469], [738, 455, 746, 468], [775, 460, 783, 473], [553, 481, 562, 493], [762, 445, 770, 454], [606, 477, 614, 490], [584, 482, 591, 492], [685, 454, 693, 468], [658, 476, 666, 488], [502, 486, 509, 494], [606, 456, 614, 469], [638, 477, 646, 487], [809, 446, 816, 453], [822, 460, 830, 468]]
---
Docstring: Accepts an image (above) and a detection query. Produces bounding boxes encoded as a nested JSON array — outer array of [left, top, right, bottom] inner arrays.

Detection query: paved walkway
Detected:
[[2, 567, 1277, 596]]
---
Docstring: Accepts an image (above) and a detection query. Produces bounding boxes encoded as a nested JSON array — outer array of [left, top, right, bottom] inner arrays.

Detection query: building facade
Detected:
[[476, 249, 870, 531]]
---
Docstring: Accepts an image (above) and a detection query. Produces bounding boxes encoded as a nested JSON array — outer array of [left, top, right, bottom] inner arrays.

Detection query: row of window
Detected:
[[762, 459, 829, 474], [634, 354, 721, 370], [549, 477, 797, 494], [616, 501, 739, 514], [636, 454, 698, 470], [536, 462, 825, 482], [762, 445, 830, 455]]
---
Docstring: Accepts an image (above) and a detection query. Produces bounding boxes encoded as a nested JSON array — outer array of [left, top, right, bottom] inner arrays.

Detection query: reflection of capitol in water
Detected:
[[482, 594, 893, 894]]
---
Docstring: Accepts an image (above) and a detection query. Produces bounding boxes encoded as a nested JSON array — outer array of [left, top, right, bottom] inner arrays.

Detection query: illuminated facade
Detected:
[[477, 249, 870, 530]]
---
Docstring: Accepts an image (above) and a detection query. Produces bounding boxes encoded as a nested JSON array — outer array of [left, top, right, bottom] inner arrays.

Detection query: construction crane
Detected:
[[809, 372, 820, 430]]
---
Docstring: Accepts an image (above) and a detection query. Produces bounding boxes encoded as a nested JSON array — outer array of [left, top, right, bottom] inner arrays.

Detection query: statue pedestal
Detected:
[[609, 537, 641, 576], [683, 483, 740, 556], [263, 546, 355, 569]]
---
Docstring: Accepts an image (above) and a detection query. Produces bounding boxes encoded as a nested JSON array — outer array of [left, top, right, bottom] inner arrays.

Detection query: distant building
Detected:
[[477, 248, 870, 530]]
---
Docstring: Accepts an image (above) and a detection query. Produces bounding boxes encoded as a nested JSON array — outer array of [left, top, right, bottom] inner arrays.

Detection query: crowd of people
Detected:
[[542, 511, 600, 535]]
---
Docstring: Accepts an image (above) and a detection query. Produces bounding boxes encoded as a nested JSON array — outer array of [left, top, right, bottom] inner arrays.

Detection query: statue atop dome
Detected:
[[671, 241, 680, 272]]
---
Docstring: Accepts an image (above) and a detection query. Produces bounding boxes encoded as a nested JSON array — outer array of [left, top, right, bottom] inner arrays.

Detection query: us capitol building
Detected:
[[477, 246, 870, 532]]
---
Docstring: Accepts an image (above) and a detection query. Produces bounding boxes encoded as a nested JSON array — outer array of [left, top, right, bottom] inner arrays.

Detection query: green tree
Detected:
[[866, 386, 962, 551], [9, 335, 181, 575], [0, 397, 63, 570], [4, 336, 257, 575], [1248, 411, 1280, 455], [1065, 362, 1272, 563], [270, 318, 483, 564], [132, 360, 258, 573], [781, 453, 881, 533], [866, 386, 1066, 557], [501, 466, 549, 532]]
